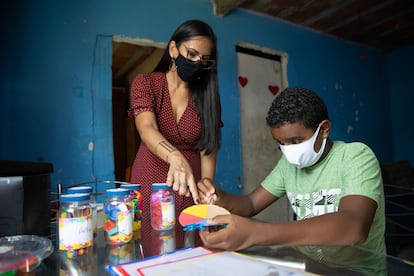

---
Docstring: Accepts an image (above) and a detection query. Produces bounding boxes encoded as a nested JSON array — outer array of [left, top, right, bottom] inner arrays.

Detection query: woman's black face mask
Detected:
[[174, 53, 203, 83]]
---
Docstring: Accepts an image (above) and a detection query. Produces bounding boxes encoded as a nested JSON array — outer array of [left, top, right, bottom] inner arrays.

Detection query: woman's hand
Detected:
[[199, 214, 257, 251], [166, 151, 200, 204]]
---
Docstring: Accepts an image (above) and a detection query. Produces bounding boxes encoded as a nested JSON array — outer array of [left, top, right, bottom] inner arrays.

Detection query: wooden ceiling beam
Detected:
[[114, 47, 152, 80], [302, 0, 357, 26], [211, 0, 248, 16], [276, 0, 316, 18], [325, 0, 396, 33]]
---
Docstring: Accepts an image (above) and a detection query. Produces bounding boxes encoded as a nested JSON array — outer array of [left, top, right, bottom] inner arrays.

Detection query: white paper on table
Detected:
[[107, 246, 312, 276], [108, 247, 211, 275]]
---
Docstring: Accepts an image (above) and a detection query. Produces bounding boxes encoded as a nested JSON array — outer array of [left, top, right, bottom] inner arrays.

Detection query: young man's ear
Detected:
[[320, 120, 331, 138]]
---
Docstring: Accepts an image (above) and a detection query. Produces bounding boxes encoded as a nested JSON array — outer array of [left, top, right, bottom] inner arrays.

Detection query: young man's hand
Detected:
[[199, 214, 257, 251], [197, 177, 219, 204]]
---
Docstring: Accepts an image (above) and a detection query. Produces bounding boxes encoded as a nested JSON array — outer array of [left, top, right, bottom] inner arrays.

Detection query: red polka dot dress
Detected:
[[128, 72, 202, 250]]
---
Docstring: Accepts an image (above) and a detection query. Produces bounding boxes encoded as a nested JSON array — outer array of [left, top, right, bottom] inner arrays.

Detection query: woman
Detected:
[[128, 19, 222, 244]]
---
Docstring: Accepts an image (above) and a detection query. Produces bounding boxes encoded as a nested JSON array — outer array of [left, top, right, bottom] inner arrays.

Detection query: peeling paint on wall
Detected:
[[88, 141, 94, 151], [335, 82, 343, 90]]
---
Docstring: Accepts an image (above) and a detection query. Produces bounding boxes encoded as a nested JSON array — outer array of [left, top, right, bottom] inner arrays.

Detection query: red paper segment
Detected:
[[178, 204, 230, 227], [179, 212, 205, 226]]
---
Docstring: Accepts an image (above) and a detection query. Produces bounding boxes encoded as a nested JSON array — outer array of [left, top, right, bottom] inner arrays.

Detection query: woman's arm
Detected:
[[135, 111, 199, 203]]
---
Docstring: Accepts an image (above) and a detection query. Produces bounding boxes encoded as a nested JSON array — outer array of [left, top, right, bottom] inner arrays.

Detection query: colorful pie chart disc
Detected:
[[178, 204, 230, 228]]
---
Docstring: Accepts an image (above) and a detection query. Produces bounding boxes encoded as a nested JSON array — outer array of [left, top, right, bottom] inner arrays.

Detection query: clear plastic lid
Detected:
[[0, 235, 53, 273]]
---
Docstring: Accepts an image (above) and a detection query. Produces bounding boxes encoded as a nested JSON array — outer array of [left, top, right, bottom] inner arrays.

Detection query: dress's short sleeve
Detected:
[[128, 73, 155, 118]]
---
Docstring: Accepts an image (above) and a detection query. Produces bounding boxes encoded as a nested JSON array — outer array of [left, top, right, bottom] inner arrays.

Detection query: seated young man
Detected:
[[197, 87, 386, 255]]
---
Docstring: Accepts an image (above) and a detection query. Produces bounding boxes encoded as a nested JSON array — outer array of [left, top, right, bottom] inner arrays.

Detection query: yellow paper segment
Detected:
[[183, 204, 208, 218], [182, 204, 230, 219]]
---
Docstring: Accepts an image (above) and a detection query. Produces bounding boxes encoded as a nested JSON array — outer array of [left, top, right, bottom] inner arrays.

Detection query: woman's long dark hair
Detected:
[[154, 19, 222, 155]]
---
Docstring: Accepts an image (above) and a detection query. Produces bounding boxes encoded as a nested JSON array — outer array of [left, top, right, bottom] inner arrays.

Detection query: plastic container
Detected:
[[150, 183, 175, 231], [120, 183, 142, 239], [66, 186, 97, 239], [58, 193, 93, 258], [103, 188, 133, 244], [0, 235, 53, 274]]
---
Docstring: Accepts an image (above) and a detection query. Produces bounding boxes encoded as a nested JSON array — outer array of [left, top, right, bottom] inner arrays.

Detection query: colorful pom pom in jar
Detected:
[[150, 183, 175, 231], [58, 193, 93, 258], [104, 188, 133, 244]]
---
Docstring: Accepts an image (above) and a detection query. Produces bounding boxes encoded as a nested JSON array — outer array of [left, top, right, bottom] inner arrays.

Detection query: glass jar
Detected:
[[58, 193, 93, 258], [105, 241, 135, 265], [59, 246, 96, 276], [151, 229, 176, 256], [150, 183, 175, 231], [66, 186, 97, 239], [104, 188, 133, 244], [120, 183, 142, 239]]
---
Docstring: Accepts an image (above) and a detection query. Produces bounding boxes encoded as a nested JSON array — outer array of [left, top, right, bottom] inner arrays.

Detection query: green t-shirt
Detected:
[[262, 141, 386, 255]]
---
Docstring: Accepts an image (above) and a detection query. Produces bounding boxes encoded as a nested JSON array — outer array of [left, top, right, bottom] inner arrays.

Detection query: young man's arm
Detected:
[[197, 178, 278, 217], [199, 194, 377, 251]]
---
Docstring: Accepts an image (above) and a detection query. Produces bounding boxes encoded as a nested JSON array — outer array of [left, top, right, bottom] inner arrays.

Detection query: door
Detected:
[[236, 42, 292, 223]]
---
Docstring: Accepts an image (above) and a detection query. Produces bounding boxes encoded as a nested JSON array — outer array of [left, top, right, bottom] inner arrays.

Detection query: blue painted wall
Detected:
[[387, 45, 414, 166], [1, 0, 408, 196]]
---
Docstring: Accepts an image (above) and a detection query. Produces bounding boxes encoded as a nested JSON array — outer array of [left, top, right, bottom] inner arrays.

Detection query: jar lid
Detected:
[[105, 188, 129, 196], [151, 183, 169, 190], [60, 193, 90, 202], [120, 183, 141, 190], [66, 186, 93, 194]]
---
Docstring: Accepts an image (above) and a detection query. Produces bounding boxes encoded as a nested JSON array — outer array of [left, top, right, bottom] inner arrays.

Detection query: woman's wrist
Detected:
[[166, 148, 178, 162], [154, 140, 177, 162]]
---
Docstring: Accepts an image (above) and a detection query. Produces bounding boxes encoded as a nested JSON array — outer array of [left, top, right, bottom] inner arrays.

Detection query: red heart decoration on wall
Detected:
[[268, 85, 280, 96], [238, 76, 248, 87]]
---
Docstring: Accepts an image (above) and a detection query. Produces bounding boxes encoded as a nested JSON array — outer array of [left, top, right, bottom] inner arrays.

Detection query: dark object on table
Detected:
[[0, 160, 53, 237]]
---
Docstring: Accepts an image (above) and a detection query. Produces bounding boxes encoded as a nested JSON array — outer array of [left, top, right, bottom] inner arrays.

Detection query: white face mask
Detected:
[[279, 124, 327, 169]]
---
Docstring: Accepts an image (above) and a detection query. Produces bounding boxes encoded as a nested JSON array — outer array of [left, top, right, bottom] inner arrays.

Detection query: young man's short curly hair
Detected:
[[266, 87, 329, 131]]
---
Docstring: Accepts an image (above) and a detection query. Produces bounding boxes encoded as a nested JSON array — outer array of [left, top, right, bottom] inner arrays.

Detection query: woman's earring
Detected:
[[169, 58, 177, 72]]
